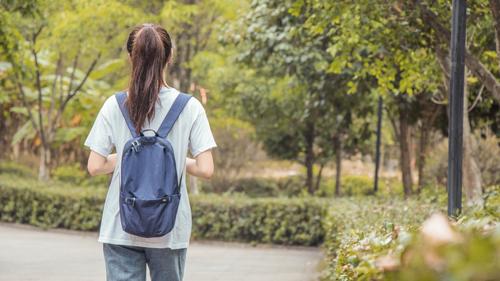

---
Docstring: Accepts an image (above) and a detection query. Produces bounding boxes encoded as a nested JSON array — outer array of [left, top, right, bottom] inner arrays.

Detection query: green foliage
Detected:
[[0, 173, 106, 230], [316, 175, 397, 197], [51, 163, 109, 187], [222, 0, 389, 194], [321, 197, 442, 280], [208, 116, 261, 186], [203, 175, 405, 198], [387, 223, 500, 281], [0, 161, 37, 178], [191, 194, 326, 246], [320, 187, 500, 281], [0, 172, 326, 246], [202, 177, 281, 197]]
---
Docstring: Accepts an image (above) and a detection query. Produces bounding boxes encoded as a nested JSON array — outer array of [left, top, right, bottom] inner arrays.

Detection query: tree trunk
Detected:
[[38, 145, 51, 181], [305, 146, 315, 195], [189, 175, 199, 195], [462, 82, 483, 206], [314, 163, 324, 194], [304, 122, 316, 194], [417, 121, 430, 191], [12, 143, 20, 160], [334, 135, 342, 196], [399, 102, 413, 197]]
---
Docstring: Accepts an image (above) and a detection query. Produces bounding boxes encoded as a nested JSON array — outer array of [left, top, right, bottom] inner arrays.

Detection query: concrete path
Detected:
[[0, 223, 322, 281]]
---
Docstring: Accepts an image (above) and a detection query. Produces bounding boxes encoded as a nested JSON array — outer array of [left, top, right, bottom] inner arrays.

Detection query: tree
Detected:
[[0, 0, 140, 180], [159, 0, 246, 92], [401, 0, 500, 204], [302, 0, 442, 197], [230, 0, 372, 194]]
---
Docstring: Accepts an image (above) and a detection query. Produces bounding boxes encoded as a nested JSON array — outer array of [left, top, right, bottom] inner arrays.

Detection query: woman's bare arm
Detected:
[[87, 151, 117, 176], [186, 150, 214, 179]]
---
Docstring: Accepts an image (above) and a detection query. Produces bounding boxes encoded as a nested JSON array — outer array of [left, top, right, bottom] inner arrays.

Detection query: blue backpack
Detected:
[[115, 91, 191, 238]]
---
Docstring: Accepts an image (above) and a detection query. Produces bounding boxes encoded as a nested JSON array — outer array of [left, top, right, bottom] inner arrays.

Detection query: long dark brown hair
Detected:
[[126, 23, 173, 134]]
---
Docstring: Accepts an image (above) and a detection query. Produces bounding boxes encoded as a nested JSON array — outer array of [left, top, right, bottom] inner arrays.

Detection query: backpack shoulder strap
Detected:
[[157, 92, 192, 138], [115, 92, 139, 138]]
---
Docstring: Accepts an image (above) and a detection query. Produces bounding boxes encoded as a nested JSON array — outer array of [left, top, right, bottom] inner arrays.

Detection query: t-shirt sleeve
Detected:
[[84, 98, 114, 158], [189, 106, 217, 158]]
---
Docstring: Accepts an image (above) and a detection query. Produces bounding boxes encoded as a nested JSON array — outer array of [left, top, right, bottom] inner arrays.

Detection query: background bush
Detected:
[[0, 172, 326, 246], [51, 163, 111, 187], [425, 132, 500, 187], [202, 174, 402, 198], [0, 162, 37, 178]]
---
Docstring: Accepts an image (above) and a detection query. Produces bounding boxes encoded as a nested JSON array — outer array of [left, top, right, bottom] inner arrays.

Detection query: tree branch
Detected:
[[66, 50, 80, 97], [67, 52, 101, 101], [31, 24, 47, 147], [411, 0, 500, 103], [489, 0, 500, 67], [48, 54, 62, 132], [386, 107, 400, 141], [54, 53, 101, 126], [14, 74, 41, 136], [468, 84, 485, 112]]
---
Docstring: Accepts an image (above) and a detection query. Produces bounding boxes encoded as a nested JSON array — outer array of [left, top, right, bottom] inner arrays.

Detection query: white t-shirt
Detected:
[[84, 86, 217, 249]]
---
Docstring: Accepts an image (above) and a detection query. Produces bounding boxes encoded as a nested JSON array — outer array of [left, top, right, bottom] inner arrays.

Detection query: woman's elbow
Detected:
[[200, 166, 214, 180], [87, 162, 99, 177]]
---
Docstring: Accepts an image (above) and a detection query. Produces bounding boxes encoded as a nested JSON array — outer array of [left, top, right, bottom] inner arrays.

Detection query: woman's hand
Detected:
[[87, 151, 117, 176], [186, 150, 214, 179]]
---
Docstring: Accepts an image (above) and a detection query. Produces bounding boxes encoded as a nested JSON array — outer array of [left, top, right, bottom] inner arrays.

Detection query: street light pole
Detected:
[[447, 0, 466, 218], [374, 96, 383, 193]]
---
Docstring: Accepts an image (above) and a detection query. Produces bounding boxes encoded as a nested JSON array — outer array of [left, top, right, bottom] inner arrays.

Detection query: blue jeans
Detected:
[[103, 243, 187, 281]]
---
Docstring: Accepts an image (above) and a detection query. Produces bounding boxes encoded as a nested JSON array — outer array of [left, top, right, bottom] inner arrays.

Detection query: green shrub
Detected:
[[0, 161, 37, 178], [52, 163, 111, 187], [0, 173, 326, 246], [0, 174, 106, 230], [484, 185, 500, 218], [321, 197, 440, 280], [275, 175, 306, 197], [52, 164, 88, 185], [203, 174, 404, 198], [201, 176, 302, 197], [190, 194, 326, 245], [386, 216, 500, 281], [317, 175, 401, 197], [320, 186, 500, 281], [202, 178, 279, 197]]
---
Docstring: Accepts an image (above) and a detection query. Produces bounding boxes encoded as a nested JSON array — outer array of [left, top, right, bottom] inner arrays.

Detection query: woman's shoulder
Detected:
[[166, 88, 205, 116], [102, 93, 120, 112], [184, 93, 204, 113], [95, 92, 123, 121]]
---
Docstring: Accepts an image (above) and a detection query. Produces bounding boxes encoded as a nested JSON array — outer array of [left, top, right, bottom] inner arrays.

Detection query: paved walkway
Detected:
[[0, 223, 322, 281]]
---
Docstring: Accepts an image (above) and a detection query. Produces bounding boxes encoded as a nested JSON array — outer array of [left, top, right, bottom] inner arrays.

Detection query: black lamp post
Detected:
[[447, 0, 466, 218], [374, 96, 383, 193]]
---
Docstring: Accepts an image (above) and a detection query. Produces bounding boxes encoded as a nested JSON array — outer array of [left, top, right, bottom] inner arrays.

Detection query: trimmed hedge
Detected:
[[0, 173, 326, 246], [0, 174, 106, 230], [190, 195, 326, 246]]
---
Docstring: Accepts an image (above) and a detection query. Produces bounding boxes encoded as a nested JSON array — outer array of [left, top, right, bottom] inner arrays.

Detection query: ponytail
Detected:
[[126, 23, 173, 135]]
